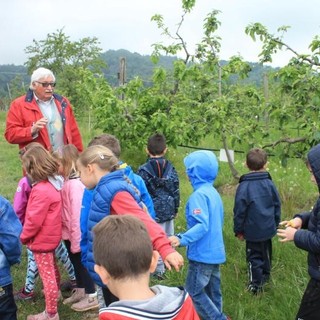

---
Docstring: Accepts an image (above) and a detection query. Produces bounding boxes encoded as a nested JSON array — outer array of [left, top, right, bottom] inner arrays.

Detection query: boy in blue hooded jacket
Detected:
[[170, 150, 229, 320], [0, 195, 22, 320]]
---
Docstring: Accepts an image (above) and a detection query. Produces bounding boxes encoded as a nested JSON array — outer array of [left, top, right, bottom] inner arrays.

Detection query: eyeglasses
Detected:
[[35, 81, 56, 88]]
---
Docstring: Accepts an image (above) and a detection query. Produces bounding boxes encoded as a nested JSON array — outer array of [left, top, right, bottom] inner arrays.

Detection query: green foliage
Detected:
[[0, 110, 315, 319], [24, 28, 105, 75]]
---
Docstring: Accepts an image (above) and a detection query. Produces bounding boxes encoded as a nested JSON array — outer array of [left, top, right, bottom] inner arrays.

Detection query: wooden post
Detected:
[[118, 57, 126, 100], [263, 73, 269, 129]]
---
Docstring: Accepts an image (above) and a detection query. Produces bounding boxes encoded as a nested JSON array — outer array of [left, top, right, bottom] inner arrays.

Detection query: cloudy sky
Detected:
[[1, 0, 319, 67]]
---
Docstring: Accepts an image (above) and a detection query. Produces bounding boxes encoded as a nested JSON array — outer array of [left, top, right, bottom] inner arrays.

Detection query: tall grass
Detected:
[[0, 111, 316, 319]]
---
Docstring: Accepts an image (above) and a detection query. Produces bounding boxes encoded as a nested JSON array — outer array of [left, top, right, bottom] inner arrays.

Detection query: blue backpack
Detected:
[[138, 161, 179, 223]]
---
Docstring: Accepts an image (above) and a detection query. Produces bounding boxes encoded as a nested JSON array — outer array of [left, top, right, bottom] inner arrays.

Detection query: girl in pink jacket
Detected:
[[53, 145, 98, 312], [20, 144, 62, 320]]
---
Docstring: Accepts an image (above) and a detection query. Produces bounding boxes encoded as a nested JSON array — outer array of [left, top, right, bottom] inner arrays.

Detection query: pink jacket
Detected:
[[20, 179, 62, 252], [13, 176, 32, 225], [61, 178, 85, 253]]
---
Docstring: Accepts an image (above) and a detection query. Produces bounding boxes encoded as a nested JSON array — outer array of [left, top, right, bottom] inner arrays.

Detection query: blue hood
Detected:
[[184, 150, 218, 189]]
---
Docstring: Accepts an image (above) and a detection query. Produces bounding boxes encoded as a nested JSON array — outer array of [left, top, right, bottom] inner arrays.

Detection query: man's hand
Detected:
[[163, 251, 184, 272], [31, 117, 48, 135]]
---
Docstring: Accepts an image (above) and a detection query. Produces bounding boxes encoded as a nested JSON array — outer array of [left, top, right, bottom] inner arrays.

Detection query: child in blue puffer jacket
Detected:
[[0, 195, 22, 320]]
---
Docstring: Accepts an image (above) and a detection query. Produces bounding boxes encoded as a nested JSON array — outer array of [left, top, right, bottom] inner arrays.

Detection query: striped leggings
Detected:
[[25, 241, 75, 293]]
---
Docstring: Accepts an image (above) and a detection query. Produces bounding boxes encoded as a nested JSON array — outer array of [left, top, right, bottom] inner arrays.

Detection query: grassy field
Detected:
[[0, 110, 317, 319]]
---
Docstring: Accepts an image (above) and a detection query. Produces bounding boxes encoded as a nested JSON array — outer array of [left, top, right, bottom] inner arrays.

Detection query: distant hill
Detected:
[[0, 50, 278, 100]]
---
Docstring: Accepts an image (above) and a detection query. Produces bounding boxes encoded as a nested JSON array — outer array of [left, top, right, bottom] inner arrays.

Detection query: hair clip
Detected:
[[98, 152, 105, 160]]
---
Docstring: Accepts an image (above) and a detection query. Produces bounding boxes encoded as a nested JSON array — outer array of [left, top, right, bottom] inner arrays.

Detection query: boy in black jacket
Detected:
[[233, 148, 281, 294], [278, 143, 320, 320]]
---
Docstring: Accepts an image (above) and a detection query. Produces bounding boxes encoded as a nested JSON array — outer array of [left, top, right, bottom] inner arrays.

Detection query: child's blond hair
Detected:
[[77, 145, 119, 172], [53, 144, 79, 179]]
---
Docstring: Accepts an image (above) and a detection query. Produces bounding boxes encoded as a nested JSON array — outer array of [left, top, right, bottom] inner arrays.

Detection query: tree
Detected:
[[245, 23, 320, 162], [91, 3, 263, 179], [24, 28, 106, 113]]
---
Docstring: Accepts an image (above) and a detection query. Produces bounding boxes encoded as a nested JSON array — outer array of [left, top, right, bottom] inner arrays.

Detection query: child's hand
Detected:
[[169, 235, 180, 248], [277, 226, 297, 242], [164, 251, 184, 272], [279, 217, 302, 229], [236, 234, 244, 241]]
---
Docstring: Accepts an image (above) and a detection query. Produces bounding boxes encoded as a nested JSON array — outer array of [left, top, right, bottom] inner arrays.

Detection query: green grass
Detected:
[[0, 110, 315, 319]]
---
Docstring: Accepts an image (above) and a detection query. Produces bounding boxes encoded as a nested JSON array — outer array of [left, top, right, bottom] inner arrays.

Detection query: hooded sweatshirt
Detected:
[[294, 144, 320, 280], [20, 175, 63, 252], [179, 150, 226, 264], [99, 285, 199, 320]]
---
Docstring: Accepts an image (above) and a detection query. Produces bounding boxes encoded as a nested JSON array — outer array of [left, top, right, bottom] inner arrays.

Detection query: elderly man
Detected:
[[5, 67, 83, 152]]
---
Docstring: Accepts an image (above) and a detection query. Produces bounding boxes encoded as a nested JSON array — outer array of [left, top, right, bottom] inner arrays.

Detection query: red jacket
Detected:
[[20, 179, 62, 252], [5, 89, 83, 152]]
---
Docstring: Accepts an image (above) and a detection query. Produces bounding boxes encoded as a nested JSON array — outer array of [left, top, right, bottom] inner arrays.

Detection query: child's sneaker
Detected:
[[60, 279, 77, 292], [71, 295, 99, 312], [14, 287, 35, 301], [63, 288, 85, 305], [247, 284, 263, 295], [27, 311, 59, 320]]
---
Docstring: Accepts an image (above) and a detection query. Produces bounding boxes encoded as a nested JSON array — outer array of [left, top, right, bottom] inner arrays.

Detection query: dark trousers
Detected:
[[296, 278, 320, 320], [64, 240, 96, 294], [102, 285, 118, 306], [0, 284, 17, 320], [246, 239, 272, 287]]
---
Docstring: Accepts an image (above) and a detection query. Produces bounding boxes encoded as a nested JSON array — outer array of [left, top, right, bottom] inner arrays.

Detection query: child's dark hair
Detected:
[[22, 145, 59, 182], [93, 215, 153, 279], [147, 133, 166, 156], [88, 134, 121, 158], [246, 148, 267, 171]]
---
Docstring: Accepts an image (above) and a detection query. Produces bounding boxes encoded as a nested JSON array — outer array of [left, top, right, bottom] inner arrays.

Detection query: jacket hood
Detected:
[[48, 175, 64, 191], [184, 150, 218, 188], [308, 144, 320, 190], [108, 285, 187, 314]]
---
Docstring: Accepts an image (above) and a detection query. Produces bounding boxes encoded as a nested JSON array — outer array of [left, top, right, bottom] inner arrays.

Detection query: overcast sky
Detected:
[[1, 0, 319, 67]]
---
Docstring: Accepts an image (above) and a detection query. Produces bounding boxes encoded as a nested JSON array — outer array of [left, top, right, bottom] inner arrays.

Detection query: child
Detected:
[[88, 134, 155, 218], [13, 143, 76, 301], [93, 215, 199, 320], [20, 144, 62, 320], [80, 134, 155, 308], [233, 148, 281, 294], [170, 150, 229, 320], [277, 143, 320, 319], [137, 133, 180, 277], [52, 144, 98, 312], [0, 195, 22, 320], [76, 145, 184, 307]]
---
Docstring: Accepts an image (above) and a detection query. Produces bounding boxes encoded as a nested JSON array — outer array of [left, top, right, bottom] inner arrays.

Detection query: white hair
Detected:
[[29, 67, 56, 88]]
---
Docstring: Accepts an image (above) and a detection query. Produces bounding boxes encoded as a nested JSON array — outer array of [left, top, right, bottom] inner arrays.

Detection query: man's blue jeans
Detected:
[[186, 260, 227, 320], [0, 284, 17, 320]]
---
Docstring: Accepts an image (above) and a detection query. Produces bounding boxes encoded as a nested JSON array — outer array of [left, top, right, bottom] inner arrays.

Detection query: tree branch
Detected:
[[263, 136, 306, 148]]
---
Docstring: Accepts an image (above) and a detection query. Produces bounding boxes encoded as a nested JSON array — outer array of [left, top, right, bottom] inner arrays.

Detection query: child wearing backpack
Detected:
[[137, 133, 180, 278]]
